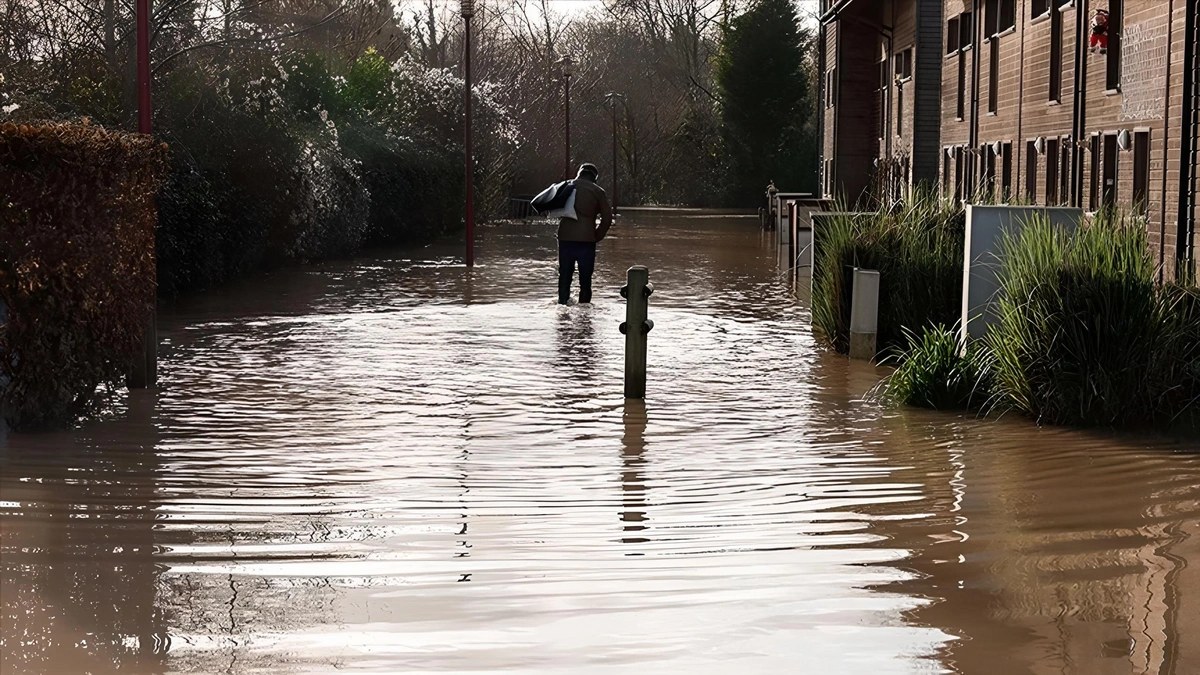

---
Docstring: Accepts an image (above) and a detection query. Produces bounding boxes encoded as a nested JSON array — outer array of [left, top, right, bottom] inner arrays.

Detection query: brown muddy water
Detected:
[[2, 212, 1199, 675]]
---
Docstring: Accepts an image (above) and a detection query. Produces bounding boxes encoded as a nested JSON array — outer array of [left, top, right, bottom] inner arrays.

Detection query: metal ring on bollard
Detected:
[[642, 319, 654, 334], [643, 283, 654, 298], [619, 322, 629, 335]]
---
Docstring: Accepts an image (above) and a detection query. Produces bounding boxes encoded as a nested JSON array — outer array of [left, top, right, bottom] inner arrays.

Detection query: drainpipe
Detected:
[[885, 30, 893, 183], [1159, 0, 1174, 280], [1178, 0, 1198, 282], [818, 19, 827, 196], [1071, 0, 1089, 208], [968, 0, 982, 192]]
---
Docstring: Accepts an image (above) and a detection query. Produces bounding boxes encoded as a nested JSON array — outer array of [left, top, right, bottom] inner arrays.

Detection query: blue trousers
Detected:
[[558, 241, 596, 304]]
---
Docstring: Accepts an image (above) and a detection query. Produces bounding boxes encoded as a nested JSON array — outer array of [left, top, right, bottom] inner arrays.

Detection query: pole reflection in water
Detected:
[[620, 399, 648, 548], [1, 212, 1198, 674]]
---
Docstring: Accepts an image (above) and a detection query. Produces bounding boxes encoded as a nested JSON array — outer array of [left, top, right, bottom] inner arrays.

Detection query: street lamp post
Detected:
[[559, 55, 574, 180], [130, 0, 155, 389], [605, 92, 625, 212], [461, 0, 475, 268], [137, 0, 151, 134]]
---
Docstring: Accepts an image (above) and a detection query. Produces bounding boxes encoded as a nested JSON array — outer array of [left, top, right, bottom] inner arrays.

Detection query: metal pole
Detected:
[[464, 16, 475, 268], [137, 0, 150, 134], [130, 0, 154, 389], [564, 74, 572, 180], [620, 266, 654, 399], [611, 100, 618, 211]]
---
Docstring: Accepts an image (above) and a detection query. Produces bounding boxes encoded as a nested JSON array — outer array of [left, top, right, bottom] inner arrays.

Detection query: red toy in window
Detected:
[[1091, 9, 1109, 54]]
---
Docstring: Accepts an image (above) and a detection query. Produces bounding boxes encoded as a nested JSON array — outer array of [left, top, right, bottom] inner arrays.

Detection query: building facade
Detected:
[[819, 0, 1199, 281]]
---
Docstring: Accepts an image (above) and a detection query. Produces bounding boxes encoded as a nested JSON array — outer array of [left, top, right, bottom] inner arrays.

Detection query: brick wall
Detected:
[[930, 0, 1190, 275]]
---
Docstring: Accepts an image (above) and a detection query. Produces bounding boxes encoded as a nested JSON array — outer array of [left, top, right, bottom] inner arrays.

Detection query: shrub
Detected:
[[986, 213, 1196, 426], [812, 192, 964, 357], [1154, 283, 1200, 425], [0, 122, 166, 430], [882, 324, 993, 410], [341, 126, 463, 246]]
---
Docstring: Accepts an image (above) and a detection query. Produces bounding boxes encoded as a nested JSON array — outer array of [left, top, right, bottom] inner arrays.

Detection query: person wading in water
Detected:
[[558, 163, 613, 305]]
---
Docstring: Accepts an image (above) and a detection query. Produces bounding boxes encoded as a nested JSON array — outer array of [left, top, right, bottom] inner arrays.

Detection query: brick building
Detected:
[[818, 0, 1199, 281]]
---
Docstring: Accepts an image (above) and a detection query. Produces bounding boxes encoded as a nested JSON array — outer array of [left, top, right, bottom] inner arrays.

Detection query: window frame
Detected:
[[1106, 0, 1123, 92], [1026, 140, 1039, 203], [1132, 130, 1150, 215], [1049, 6, 1064, 102], [988, 38, 1000, 113], [1046, 138, 1060, 205]]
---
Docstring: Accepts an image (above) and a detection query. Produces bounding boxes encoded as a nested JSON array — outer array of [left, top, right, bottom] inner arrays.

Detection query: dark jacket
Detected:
[[557, 177, 613, 243]]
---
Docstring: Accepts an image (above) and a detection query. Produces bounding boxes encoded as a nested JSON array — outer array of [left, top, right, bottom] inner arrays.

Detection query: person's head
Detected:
[[577, 163, 599, 181]]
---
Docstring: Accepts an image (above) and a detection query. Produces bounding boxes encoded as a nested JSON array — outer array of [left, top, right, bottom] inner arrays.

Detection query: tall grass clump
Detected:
[[812, 190, 965, 357], [881, 324, 993, 410], [986, 212, 1199, 426]]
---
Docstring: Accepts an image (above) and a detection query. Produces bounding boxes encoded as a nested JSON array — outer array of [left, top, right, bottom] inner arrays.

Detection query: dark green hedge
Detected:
[[154, 95, 463, 297], [0, 122, 166, 430]]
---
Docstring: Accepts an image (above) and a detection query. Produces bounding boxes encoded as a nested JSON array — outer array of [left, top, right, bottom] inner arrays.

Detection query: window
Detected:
[[957, 50, 967, 119], [1049, 7, 1063, 101], [895, 48, 913, 81], [1026, 140, 1038, 202], [954, 146, 965, 201], [1089, 134, 1101, 210], [1102, 133, 1119, 208], [1133, 131, 1150, 214], [826, 68, 836, 108], [878, 60, 888, 139], [985, 0, 1016, 37], [1033, 0, 1072, 18], [988, 39, 999, 113], [944, 148, 953, 195], [960, 12, 974, 49], [1107, 0, 1122, 91], [1046, 138, 1060, 204], [897, 84, 904, 136], [982, 144, 997, 199], [1001, 142, 1013, 201], [947, 17, 960, 54], [1001, 0, 1016, 33], [1059, 138, 1071, 206]]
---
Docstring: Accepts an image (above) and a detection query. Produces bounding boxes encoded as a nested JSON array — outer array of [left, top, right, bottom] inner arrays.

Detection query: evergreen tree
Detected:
[[715, 0, 817, 206]]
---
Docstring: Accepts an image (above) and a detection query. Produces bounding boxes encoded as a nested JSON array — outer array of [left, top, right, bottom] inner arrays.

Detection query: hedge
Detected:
[[0, 122, 166, 430]]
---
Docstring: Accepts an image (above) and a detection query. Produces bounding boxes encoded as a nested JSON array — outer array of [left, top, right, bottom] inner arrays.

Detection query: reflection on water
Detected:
[[620, 400, 648, 548], [2, 213, 1198, 674]]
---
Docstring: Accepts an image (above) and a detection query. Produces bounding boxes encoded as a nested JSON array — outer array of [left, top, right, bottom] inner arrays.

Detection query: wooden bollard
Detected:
[[849, 268, 880, 361], [620, 266, 654, 399]]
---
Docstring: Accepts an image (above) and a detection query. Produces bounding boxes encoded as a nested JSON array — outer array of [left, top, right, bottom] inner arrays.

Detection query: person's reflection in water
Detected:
[[1, 389, 168, 675], [620, 399, 649, 550], [554, 307, 599, 384]]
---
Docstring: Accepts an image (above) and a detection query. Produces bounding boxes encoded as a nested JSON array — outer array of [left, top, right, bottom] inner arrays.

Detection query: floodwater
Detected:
[[2, 211, 1199, 675]]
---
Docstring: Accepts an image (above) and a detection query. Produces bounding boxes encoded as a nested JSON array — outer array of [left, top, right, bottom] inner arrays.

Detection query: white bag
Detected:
[[541, 189, 578, 220]]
